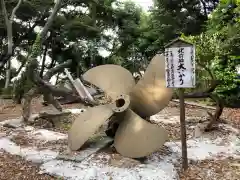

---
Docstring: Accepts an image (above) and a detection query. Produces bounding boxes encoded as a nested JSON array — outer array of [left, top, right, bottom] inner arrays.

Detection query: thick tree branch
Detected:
[[35, 74, 97, 106], [10, 0, 22, 21], [31, 58, 98, 106], [40, 46, 49, 78], [22, 0, 63, 122], [37, 78, 73, 96], [43, 59, 72, 81], [39, 0, 62, 42]]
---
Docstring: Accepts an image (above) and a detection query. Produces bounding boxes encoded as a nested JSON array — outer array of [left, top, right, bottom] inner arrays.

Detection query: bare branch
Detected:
[[39, 0, 62, 42], [36, 77, 97, 106], [10, 0, 23, 21]]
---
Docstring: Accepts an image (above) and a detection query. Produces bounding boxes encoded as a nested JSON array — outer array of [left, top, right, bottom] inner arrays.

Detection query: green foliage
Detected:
[[181, 0, 240, 106], [208, 0, 240, 106], [181, 34, 216, 89], [2, 0, 239, 107], [142, 0, 214, 56], [0, 0, 54, 54], [30, 34, 42, 59]]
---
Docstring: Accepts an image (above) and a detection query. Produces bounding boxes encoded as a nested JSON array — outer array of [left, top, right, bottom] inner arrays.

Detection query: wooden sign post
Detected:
[[164, 38, 196, 170]]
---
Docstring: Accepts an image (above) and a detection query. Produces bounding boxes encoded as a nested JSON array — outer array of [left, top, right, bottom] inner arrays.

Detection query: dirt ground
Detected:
[[0, 152, 56, 180], [0, 98, 83, 121], [0, 98, 239, 180]]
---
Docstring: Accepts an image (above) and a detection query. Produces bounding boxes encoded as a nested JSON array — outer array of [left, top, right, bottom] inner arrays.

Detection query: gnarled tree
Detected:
[[22, 0, 63, 122]]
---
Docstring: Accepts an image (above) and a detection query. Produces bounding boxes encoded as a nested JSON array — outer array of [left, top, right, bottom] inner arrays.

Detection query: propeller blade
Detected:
[[68, 104, 114, 151], [68, 94, 131, 151], [82, 65, 135, 100], [114, 109, 168, 158], [130, 54, 173, 117]]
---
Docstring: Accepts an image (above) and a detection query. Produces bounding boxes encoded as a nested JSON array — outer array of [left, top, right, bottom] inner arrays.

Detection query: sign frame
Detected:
[[164, 38, 196, 88]]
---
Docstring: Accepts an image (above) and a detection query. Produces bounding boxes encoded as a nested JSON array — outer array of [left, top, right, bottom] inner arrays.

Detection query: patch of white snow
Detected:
[[166, 135, 240, 161], [40, 153, 179, 180], [0, 138, 58, 163], [65, 109, 86, 114], [150, 115, 179, 124], [220, 124, 240, 134], [29, 129, 67, 142], [0, 118, 23, 127], [24, 126, 35, 132]]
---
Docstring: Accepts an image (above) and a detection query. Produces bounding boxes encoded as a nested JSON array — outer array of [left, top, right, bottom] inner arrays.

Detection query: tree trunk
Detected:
[[55, 73, 60, 85], [4, 60, 11, 88], [0, 0, 22, 81], [40, 45, 48, 78], [22, 88, 38, 122]]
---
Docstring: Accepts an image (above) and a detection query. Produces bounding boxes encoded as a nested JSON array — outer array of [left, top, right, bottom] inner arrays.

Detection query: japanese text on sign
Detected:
[[165, 46, 195, 88]]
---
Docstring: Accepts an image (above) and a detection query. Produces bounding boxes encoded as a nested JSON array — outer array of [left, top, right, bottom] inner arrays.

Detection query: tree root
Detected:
[[204, 94, 224, 131], [22, 88, 38, 122]]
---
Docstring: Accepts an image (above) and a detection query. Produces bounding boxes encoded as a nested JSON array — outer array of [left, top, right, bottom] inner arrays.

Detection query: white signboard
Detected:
[[165, 46, 195, 88]]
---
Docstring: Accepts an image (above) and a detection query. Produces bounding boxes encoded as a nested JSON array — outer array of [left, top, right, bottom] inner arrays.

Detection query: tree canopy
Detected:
[[0, 0, 239, 106]]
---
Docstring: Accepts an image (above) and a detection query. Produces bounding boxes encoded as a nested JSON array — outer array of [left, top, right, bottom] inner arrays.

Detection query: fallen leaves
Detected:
[[180, 158, 240, 180], [0, 152, 56, 180]]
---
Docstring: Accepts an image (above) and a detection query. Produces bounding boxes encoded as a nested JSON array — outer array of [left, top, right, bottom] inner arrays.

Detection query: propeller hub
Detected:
[[111, 94, 130, 113]]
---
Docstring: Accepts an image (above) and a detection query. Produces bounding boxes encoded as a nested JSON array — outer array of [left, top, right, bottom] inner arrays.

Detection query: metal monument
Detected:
[[68, 54, 174, 158]]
